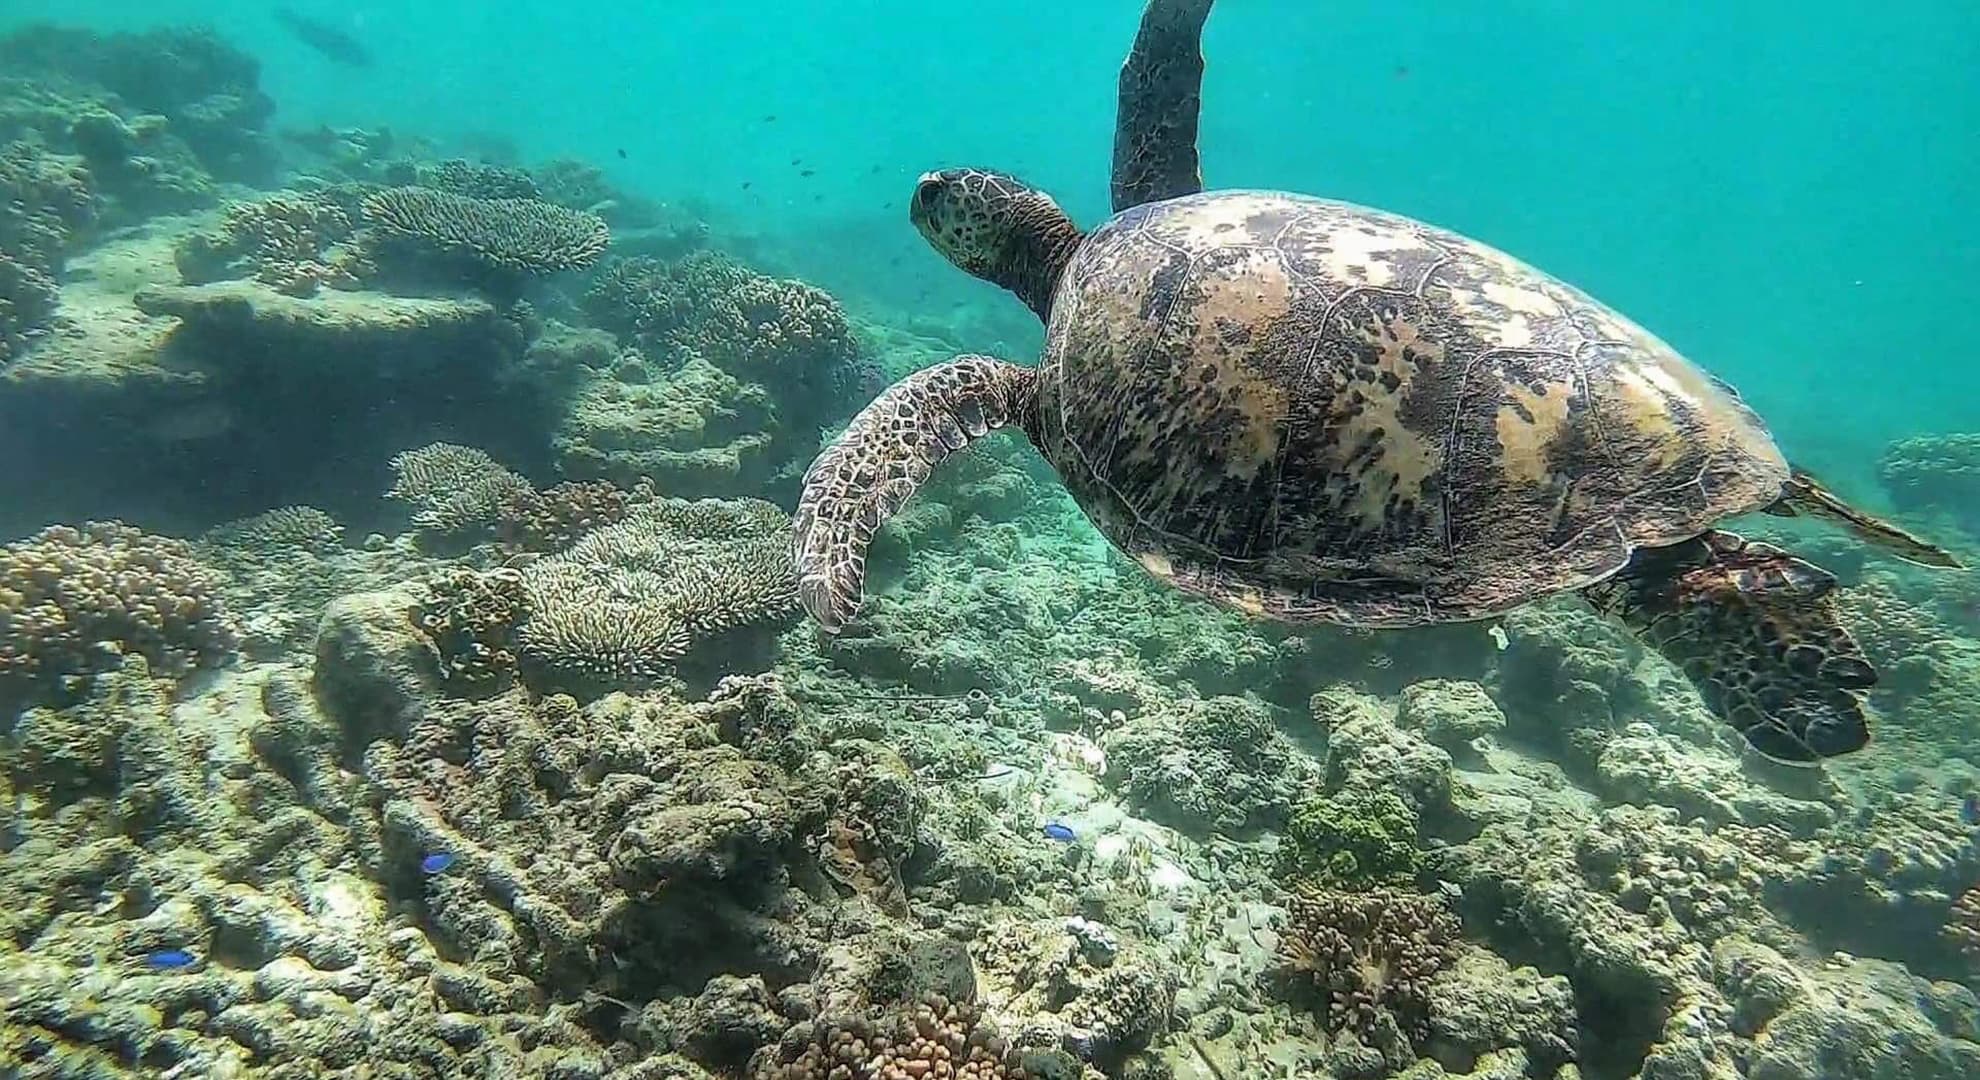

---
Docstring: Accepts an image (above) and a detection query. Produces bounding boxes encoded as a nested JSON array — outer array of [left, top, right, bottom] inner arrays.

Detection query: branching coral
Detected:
[[493, 478, 653, 554], [1278, 889, 1461, 1048], [0, 522, 239, 706], [411, 158, 539, 200], [361, 186, 609, 275], [750, 995, 1027, 1080], [199, 506, 344, 556], [516, 500, 798, 686], [175, 191, 368, 295], [386, 442, 534, 538]]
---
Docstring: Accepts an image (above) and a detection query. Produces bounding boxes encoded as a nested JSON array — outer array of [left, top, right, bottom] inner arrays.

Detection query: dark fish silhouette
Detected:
[[274, 9, 374, 68], [616, 148, 628, 160]]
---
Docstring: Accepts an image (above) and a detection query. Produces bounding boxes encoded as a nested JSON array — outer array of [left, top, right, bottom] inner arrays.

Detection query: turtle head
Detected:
[[910, 168, 1084, 322]]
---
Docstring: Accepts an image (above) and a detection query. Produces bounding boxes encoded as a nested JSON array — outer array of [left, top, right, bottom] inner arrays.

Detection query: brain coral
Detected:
[[0, 521, 239, 704], [361, 185, 609, 274]]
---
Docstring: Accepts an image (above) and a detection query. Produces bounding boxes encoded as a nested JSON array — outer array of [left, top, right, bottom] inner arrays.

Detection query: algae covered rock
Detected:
[[1277, 788, 1425, 891], [1101, 693, 1318, 835], [1397, 679, 1507, 750], [311, 586, 438, 748]]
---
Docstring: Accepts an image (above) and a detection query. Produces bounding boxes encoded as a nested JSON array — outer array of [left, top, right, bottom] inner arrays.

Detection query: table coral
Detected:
[[0, 521, 238, 708], [361, 185, 610, 276]]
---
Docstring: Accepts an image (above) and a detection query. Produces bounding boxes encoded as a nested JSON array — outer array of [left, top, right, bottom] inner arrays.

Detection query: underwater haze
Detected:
[[3, 1, 1980, 1078]]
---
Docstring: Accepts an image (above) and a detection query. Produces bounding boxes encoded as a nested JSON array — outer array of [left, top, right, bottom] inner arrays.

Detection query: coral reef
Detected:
[[494, 478, 653, 554], [173, 190, 369, 295], [562, 251, 872, 496], [361, 185, 610, 278], [0, 23, 277, 218], [1277, 788, 1425, 891], [0, 521, 238, 710], [0, 140, 93, 365], [1277, 889, 1462, 1050], [749, 995, 1026, 1079], [515, 500, 800, 691], [1879, 431, 1980, 536], [1101, 693, 1319, 835], [385, 441, 535, 541]]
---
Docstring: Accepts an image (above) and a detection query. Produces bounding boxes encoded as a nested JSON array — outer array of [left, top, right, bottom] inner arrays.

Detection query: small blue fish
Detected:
[[420, 852, 456, 875], [1042, 821, 1077, 843], [145, 949, 197, 971], [1961, 794, 1980, 827]]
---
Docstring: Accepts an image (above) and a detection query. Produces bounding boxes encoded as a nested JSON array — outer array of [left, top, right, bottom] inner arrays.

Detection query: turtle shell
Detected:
[[1034, 189, 1789, 626]]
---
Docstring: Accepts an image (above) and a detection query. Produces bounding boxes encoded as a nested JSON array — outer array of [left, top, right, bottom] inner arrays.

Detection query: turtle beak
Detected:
[[910, 172, 944, 226]]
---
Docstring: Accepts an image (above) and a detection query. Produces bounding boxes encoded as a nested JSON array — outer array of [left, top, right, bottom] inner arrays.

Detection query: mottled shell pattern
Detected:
[[1036, 190, 1789, 626]]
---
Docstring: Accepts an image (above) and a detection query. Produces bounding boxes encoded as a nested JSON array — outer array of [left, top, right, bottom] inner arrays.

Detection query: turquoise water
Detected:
[[13, 1, 1978, 486], [4, 3, 1980, 1077]]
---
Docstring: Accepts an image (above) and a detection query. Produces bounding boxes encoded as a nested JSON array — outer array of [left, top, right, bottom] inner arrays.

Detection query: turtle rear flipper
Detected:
[[1767, 468, 1964, 569], [793, 355, 1038, 633], [1112, 0, 1216, 212], [1582, 531, 1875, 764]]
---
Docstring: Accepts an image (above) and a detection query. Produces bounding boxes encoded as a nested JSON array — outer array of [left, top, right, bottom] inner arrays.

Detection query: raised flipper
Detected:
[[793, 355, 1040, 632], [1111, 0, 1216, 212], [1581, 530, 1875, 764], [1765, 468, 1964, 569]]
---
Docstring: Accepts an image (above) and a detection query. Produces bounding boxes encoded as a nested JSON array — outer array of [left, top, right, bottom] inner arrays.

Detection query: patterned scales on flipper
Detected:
[[1582, 530, 1876, 764], [792, 355, 1039, 633]]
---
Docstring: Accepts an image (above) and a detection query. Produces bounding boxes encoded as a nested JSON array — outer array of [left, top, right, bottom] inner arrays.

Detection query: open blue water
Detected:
[[11, 1, 1977, 494]]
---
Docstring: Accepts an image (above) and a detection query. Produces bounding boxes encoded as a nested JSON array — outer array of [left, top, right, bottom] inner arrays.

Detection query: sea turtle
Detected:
[[793, 0, 1961, 763]]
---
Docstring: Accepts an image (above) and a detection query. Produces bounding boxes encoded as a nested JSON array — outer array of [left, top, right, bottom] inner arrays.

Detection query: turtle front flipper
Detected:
[[1767, 468, 1964, 569], [1111, 0, 1216, 212], [793, 355, 1039, 633], [1581, 530, 1875, 764]]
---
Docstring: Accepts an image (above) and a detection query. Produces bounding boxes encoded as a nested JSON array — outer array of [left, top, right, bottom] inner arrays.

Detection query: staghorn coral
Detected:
[[386, 441, 534, 539], [1278, 889, 1461, 1049], [516, 500, 799, 688], [750, 994, 1027, 1080], [174, 191, 369, 295], [0, 521, 238, 707], [361, 185, 610, 275]]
